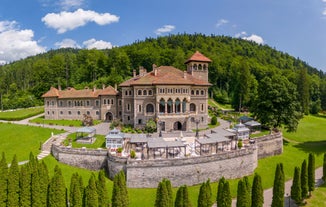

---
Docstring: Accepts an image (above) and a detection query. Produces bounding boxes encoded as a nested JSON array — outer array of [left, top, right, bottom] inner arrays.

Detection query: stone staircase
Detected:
[[37, 132, 69, 160]]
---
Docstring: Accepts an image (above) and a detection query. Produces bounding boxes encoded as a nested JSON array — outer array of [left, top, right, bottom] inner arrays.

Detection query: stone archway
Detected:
[[173, 121, 182, 131], [105, 112, 113, 122]]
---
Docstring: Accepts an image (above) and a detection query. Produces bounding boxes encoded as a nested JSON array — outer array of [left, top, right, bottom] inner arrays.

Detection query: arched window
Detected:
[[148, 90, 152, 95], [125, 91, 128, 96], [191, 90, 194, 95], [143, 90, 147, 96], [190, 103, 196, 112], [138, 90, 142, 96], [159, 99, 165, 113], [196, 90, 199, 95], [182, 98, 187, 113], [167, 98, 173, 113], [193, 64, 197, 70], [146, 103, 154, 113], [198, 64, 202, 70], [175, 98, 181, 113], [203, 64, 207, 70], [201, 90, 204, 95]]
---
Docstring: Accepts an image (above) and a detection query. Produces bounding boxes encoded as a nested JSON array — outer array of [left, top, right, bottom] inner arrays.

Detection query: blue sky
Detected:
[[1, 0, 326, 71]]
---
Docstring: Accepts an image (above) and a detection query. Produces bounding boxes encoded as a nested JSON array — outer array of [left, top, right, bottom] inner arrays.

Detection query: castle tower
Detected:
[[184, 51, 212, 82]]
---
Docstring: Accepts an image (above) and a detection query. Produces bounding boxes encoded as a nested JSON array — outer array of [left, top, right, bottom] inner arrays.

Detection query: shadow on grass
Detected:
[[293, 140, 326, 155]]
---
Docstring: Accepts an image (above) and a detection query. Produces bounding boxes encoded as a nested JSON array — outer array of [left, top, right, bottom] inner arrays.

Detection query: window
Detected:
[[175, 99, 181, 113], [201, 104, 204, 112], [104, 99, 106, 104], [111, 99, 114, 104], [125, 91, 128, 96], [193, 64, 197, 70], [87, 111, 90, 115], [167, 99, 173, 113], [138, 119, 142, 124], [96, 111, 99, 115], [146, 104, 154, 113], [60, 111, 63, 115], [159, 99, 165, 113], [68, 101, 71, 107], [86, 100, 90, 106], [138, 90, 142, 96], [51, 101, 54, 106], [196, 90, 199, 95], [190, 103, 196, 112], [191, 90, 194, 95], [78, 111, 80, 115], [143, 90, 147, 96], [59, 101, 63, 107], [52, 111, 54, 114], [127, 104, 130, 111], [129, 90, 132, 96], [119, 100, 122, 106], [96, 100, 99, 106], [47, 101, 49, 106], [148, 90, 152, 95], [127, 116, 130, 121], [47, 111, 49, 115], [201, 90, 204, 95], [138, 105, 142, 113], [68, 111, 72, 115]]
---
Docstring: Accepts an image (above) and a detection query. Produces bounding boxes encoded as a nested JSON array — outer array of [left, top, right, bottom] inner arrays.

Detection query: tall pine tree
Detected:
[[0, 152, 8, 207], [236, 179, 249, 207], [222, 181, 232, 207], [19, 164, 31, 207], [291, 166, 302, 204], [112, 171, 128, 207], [175, 185, 192, 207], [48, 165, 66, 207], [155, 180, 169, 207], [70, 173, 83, 207], [197, 179, 212, 207], [308, 153, 315, 194], [301, 159, 308, 199], [96, 170, 109, 207], [7, 155, 20, 207], [216, 177, 226, 207], [251, 173, 263, 207], [85, 174, 98, 207], [271, 163, 284, 207], [39, 161, 49, 207]]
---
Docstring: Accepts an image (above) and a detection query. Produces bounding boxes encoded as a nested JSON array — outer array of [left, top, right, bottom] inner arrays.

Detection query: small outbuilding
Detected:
[[106, 128, 124, 150], [75, 127, 96, 144]]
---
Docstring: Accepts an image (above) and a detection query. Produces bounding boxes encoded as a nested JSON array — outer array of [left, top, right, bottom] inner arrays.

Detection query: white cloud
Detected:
[[216, 19, 229, 28], [0, 21, 46, 63], [42, 9, 119, 34], [242, 34, 264, 44], [55, 38, 80, 48], [83, 38, 113, 49], [155, 25, 175, 35], [235, 31, 247, 38]]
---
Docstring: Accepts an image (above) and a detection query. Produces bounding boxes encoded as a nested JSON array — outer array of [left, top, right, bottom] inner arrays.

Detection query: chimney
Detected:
[[153, 64, 157, 76], [58, 85, 61, 91], [139, 66, 147, 76], [114, 83, 117, 91], [183, 71, 187, 79], [133, 69, 136, 77], [102, 84, 105, 89], [93, 85, 96, 91]]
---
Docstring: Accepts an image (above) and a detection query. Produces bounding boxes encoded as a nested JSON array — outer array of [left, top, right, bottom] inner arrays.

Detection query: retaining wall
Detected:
[[255, 132, 283, 159]]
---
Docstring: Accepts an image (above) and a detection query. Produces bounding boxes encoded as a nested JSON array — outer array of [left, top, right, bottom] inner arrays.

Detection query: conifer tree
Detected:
[[308, 153, 315, 194], [0, 152, 8, 207], [85, 174, 98, 207], [48, 165, 66, 207], [197, 179, 212, 207], [96, 170, 109, 207], [301, 159, 308, 199], [291, 166, 302, 204], [271, 163, 284, 207], [39, 161, 49, 207], [222, 181, 232, 207], [19, 165, 31, 207], [236, 179, 249, 207], [175, 185, 192, 207], [155, 180, 169, 207], [243, 176, 251, 205], [7, 155, 20, 207], [216, 177, 226, 207], [323, 153, 326, 182], [112, 171, 128, 207], [70, 173, 83, 207], [30, 160, 41, 207], [251, 173, 263, 207], [164, 178, 173, 207]]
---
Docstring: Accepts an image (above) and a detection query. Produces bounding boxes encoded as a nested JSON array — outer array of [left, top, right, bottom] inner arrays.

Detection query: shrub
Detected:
[[130, 150, 136, 159], [117, 147, 123, 153], [238, 139, 243, 149], [211, 116, 217, 125]]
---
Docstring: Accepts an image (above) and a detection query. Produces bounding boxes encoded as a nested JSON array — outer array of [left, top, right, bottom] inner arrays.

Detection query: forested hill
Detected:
[[1, 33, 326, 116]]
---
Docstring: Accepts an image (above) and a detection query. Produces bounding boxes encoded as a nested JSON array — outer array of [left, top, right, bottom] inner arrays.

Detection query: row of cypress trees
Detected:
[[155, 173, 264, 207], [0, 152, 129, 207]]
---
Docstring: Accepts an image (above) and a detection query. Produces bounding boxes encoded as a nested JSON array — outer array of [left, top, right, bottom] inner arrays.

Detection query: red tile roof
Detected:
[[184, 51, 212, 64], [42, 86, 118, 98], [119, 65, 211, 87]]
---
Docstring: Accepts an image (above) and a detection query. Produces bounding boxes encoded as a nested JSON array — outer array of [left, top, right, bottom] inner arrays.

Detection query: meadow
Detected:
[[0, 107, 44, 121], [0, 114, 326, 206]]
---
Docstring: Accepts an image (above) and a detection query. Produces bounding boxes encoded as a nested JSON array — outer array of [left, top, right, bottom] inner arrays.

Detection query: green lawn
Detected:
[[306, 183, 326, 206], [1, 114, 326, 206], [63, 133, 106, 148], [0, 123, 63, 161], [0, 107, 44, 121], [29, 116, 102, 127]]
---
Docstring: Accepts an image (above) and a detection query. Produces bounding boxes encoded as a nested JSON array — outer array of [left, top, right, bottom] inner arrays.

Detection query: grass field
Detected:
[[0, 107, 44, 121], [0, 123, 62, 161], [63, 133, 106, 148], [29, 116, 102, 127], [1, 114, 326, 206]]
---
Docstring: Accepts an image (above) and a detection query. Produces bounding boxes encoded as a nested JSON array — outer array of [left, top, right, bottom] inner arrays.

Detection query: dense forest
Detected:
[[1, 33, 325, 130]]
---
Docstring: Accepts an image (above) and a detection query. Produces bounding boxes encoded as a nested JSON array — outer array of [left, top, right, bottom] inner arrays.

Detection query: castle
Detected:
[[42, 51, 212, 132]]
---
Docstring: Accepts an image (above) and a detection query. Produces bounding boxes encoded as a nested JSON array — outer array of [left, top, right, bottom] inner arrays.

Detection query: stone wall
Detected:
[[107, 147, 257, 188], [51, 145, 108, 170], [255, 132, 283, 159]]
